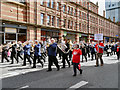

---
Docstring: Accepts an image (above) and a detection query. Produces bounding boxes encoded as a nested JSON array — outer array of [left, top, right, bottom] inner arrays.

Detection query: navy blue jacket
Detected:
[[34, 44, 41, 56], [47, 43, 57, 56], [23, 44, 31, 55]]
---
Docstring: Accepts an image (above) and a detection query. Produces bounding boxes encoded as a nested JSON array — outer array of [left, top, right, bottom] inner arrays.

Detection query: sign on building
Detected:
[[94, 34, 103, 41]]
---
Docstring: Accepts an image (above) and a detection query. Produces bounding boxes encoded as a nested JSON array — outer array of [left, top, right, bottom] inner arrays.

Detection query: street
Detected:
[[0, 55, 119, 89]]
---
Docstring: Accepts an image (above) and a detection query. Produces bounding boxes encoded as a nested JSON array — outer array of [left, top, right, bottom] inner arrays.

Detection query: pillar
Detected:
[[36, 28, 41, 41], [75, 33, 79, 43], [27, 26, 35, 41]]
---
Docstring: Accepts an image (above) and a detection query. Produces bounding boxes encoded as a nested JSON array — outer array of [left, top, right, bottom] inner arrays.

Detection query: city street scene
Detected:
[[0, 0, 120, 90]]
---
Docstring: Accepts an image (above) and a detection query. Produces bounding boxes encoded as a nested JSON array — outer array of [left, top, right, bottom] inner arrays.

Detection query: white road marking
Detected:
[[16, 85, 29, 90], [67, 81, 88, 90]]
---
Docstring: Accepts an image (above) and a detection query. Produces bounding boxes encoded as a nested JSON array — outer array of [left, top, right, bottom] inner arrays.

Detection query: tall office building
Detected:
[[105, 0, 120, 22]]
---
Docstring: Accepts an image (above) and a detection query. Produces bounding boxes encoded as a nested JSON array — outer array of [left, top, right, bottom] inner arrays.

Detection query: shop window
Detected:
[[18, 29, 26, 33], [5, 33, 16, 40], [0, 33, 4, 44]]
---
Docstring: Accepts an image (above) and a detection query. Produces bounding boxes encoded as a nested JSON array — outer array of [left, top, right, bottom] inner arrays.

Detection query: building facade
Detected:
[[0, 0, 120, 44], [105, 0, 120, 23]]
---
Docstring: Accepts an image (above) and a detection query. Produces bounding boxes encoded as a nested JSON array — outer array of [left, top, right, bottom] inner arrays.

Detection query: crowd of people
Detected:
[[0, 37, 120, 76]]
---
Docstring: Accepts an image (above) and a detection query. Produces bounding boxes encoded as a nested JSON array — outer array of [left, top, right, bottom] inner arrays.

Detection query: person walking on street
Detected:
[[32, 40, 44, 68], [95, 41, 104, 67], [1, 44, 9, 63], [116, 43, 120, 60], [72, 44, 83, 76], [9, 41, 18, 64], [22, 41, 32, 66], [47, 38, 60, 72]]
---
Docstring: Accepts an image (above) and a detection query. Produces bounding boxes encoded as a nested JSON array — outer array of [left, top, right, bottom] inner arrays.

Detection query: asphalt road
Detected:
[[0, 55, 120, 90]]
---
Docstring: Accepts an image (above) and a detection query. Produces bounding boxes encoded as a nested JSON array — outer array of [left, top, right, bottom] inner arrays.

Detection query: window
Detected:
[[63, 19, 66, 28], [79, 11, 81, 18], [47, 15, 50, 25], [68, 20, 70, 28], [67, 6, 70, 14], [112, 4, 114, 6], [63, 5, 66, 13], [51, 0, 54, 8], [57, 2, 60, 11], [41, 13, 44, 25], [74, 9, 77, 16], [79, 23, 81, 31], [40, 0, 44, 5], [57, 17, 60, 27], [47, 0, 50, 8], [71, 8, 73, 15], [109, 5, 111, 7], [70, 21, 73, 29], [51, 16, 55, 26], [74, 22, 77, 30]]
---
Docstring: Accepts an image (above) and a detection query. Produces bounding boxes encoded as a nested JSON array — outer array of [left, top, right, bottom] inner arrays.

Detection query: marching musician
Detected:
[[32, 40, 44, 68], [2, 43, 9, 63], [47, 38, 60, 72], [22, 41, 32, 66], [17, 41, 23, 61], [9, 41, 18, 64], [62, 39, 70, 68]]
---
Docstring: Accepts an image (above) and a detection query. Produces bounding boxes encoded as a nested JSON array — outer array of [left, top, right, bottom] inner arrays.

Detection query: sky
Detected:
[[90, 0, 105, 16]]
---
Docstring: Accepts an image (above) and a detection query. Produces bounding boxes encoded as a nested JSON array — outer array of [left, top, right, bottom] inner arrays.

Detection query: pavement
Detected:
[[0, 54, 119, 89]]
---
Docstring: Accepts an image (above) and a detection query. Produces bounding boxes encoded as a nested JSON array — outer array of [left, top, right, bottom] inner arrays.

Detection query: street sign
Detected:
[[94, 34, 103, 41], [116, 35, 118, 37]]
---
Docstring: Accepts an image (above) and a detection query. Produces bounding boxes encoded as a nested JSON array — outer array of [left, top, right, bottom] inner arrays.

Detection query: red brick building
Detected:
[[0, 0, 119, 44]]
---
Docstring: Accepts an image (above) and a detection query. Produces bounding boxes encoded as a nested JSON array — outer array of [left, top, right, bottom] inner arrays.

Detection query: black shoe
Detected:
[[32, 66, 36, 68], [47, 70, 52, 72], [22, 64, 26, 66], [57, 67, 60, 71], [41, 63, 44, 68], [80, 69, 83, 74], [95, 65, 99, 67], [73, 74, 76, 76], [61, 67, 65, 69]]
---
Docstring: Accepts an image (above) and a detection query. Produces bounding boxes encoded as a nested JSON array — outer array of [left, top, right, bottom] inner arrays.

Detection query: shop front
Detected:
[[79, 34, 88, 42], [63, 31, 77, 42], [41, 28, 59, 42], [1, 23, 27, 44]]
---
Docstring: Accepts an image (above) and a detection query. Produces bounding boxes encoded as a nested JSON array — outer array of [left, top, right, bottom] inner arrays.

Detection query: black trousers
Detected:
[[91, 53, 96, 60], [96, 53, 104, 66], [2, 52, 9, 63], [117, 52, 120, 60], [48, 56, 59, 70], [17, 52, 23, 61], [82, 54, 87, 62], [62, 53, 70, 68], [33, 55, 43, 67], [23, 54, 31, 65], [69, 51, 72, 61], [11, 52, 18, 64], [73, 63, 81, 75]]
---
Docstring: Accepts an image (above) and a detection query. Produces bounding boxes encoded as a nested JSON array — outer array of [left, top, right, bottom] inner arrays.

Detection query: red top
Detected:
[[117, 46, 119, 52], [72, 49, 82, 63], [95, 42, 104, 54]]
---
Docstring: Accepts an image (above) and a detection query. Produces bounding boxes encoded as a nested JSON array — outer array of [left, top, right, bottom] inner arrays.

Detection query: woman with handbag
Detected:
[[72, 44, 83, 76]]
